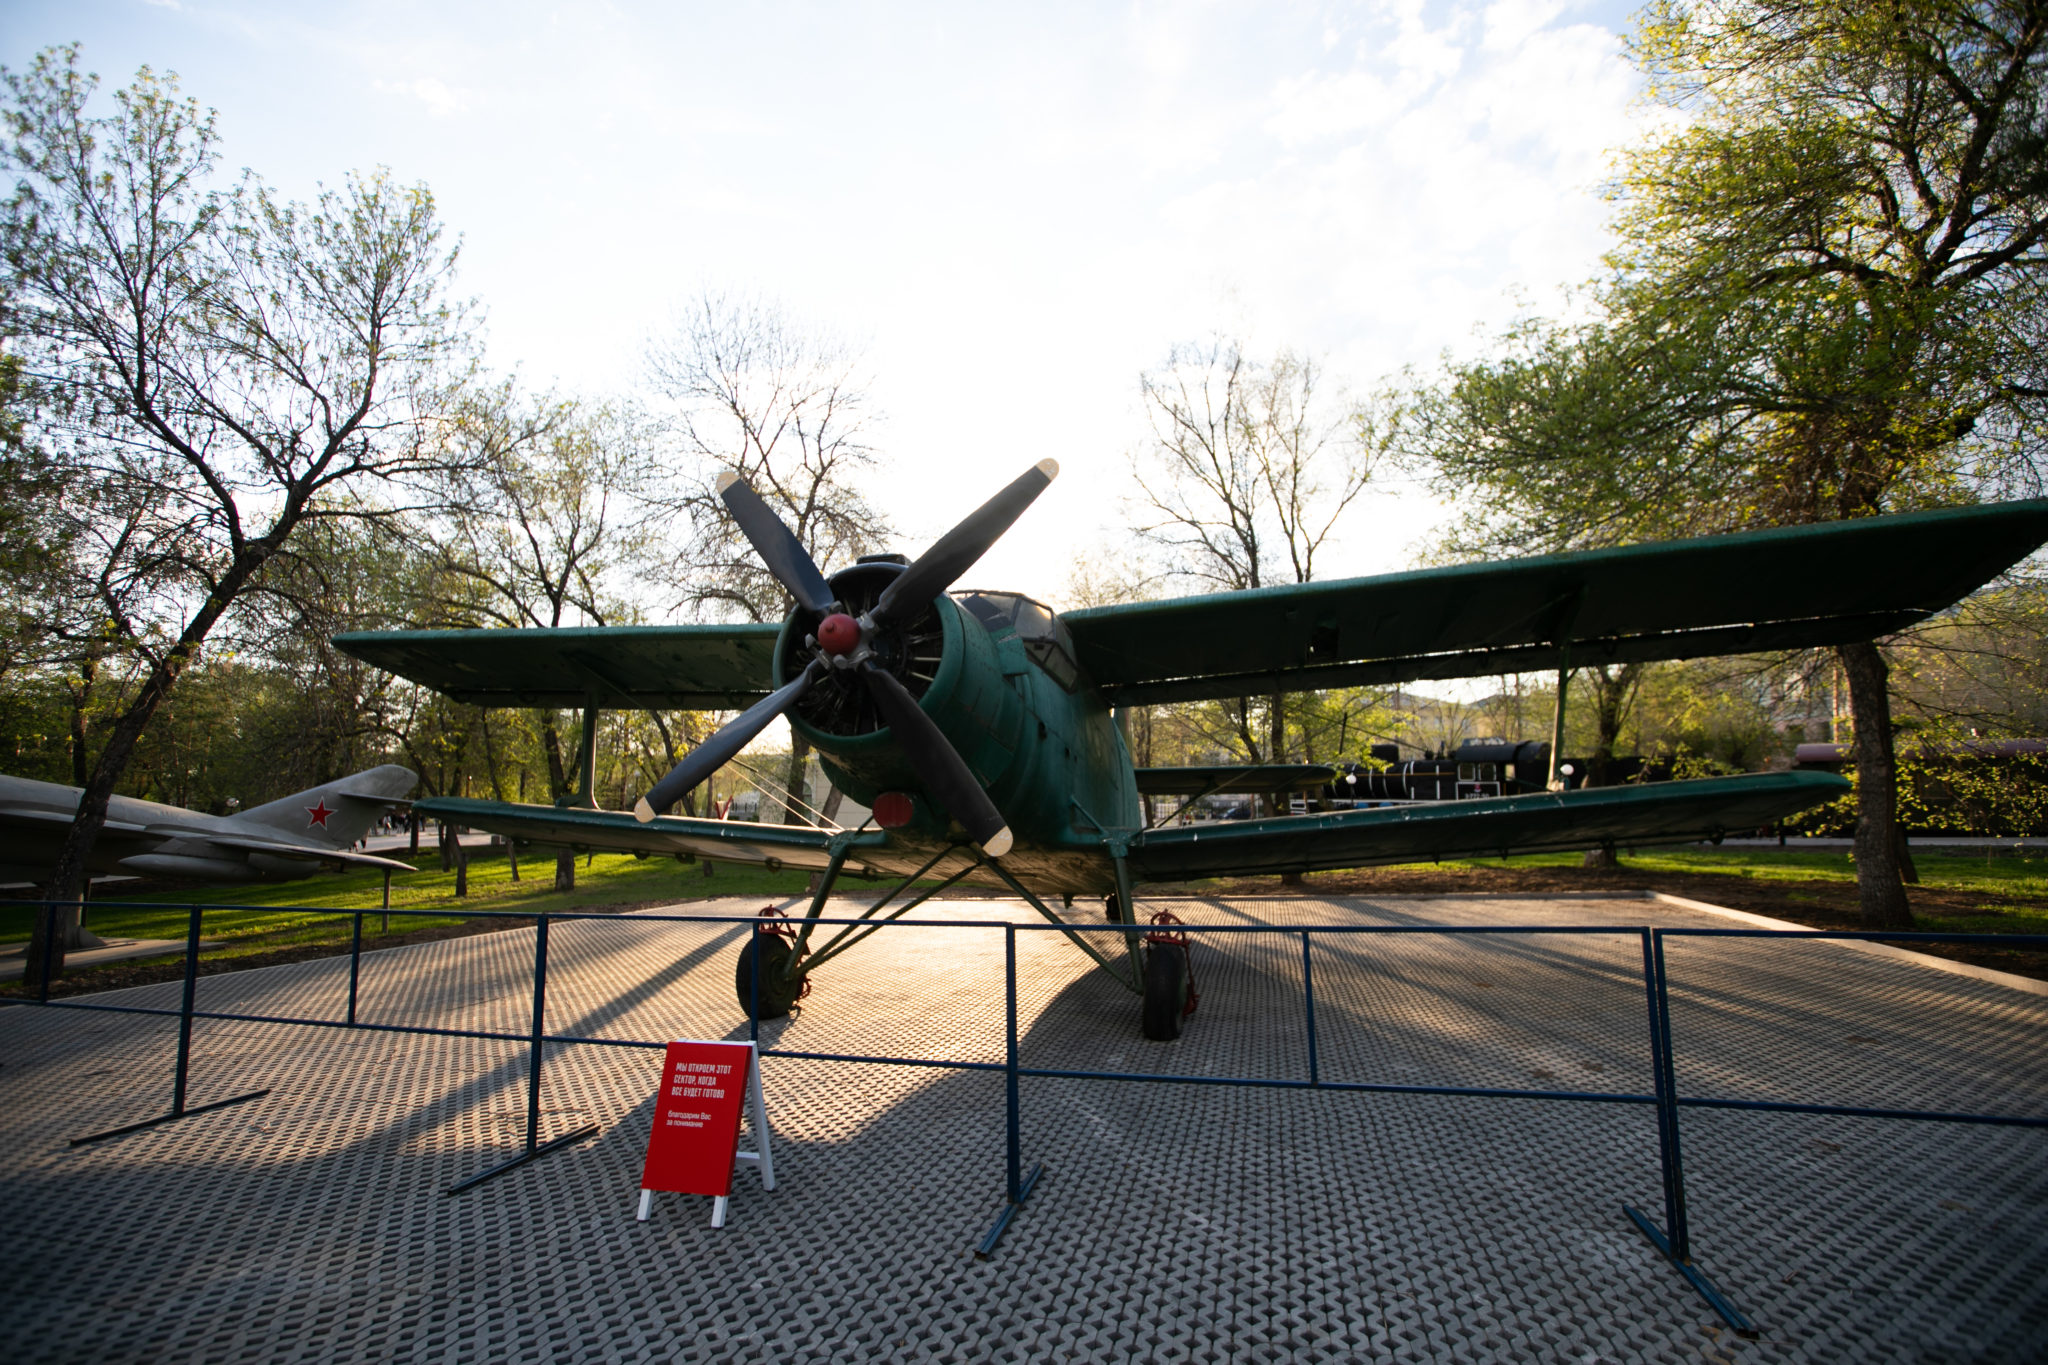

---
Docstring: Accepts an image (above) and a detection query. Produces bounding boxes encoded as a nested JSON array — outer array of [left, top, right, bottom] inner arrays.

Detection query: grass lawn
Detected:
[[1423, 846, 2048, 935], [1, 848, 821, 994], [11, 841, 2047, 995]]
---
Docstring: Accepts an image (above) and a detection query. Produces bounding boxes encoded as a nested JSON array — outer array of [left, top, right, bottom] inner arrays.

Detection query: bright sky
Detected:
[[4, 0, 1651, 606]]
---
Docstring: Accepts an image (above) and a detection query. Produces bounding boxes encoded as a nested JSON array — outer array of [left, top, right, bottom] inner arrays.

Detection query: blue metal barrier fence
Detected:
[[5, 897, 2045, 1338]]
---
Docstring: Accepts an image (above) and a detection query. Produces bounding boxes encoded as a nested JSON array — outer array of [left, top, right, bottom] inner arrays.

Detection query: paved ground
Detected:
[[0, 893, 2042, 1364]]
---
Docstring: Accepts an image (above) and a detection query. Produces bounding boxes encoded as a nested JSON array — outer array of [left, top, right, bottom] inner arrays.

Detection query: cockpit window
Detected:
[[954, 590, 1084, 690]]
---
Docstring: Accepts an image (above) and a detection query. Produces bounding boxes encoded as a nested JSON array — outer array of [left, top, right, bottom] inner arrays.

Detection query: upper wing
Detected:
[[413, 797, 891, 874], [1125, 772, 1848, 882], [1065, 501, 2048, 705], [1133, 765, 1335, 795], [332, 624, 784, 708]]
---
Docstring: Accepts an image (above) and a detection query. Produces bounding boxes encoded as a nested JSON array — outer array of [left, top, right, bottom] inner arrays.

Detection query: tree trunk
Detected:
[[1584, 664, 1640, 788], [66, 655, 97, 787], [554, 849, 576, 891], [25, 565, 257, 991], [454, 832, 468, 897], [1839, 641, 1914, 930]]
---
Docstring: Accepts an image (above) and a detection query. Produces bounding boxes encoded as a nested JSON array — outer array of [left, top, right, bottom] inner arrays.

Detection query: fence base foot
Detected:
[[973, 1162, 1044, 1259], [1624, 1204, 1757, 1338], [446, 1123, 601, 1196], [70, 1089, 271, 1146]]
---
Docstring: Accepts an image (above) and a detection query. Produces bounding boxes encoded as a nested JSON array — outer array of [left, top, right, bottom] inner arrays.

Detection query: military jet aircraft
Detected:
[[0, 766, 420, 890], [336, 467, 2048, 1039]]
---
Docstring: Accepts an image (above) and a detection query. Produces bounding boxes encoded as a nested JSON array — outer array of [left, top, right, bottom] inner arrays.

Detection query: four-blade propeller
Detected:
[[633, 460, 1058, 861]]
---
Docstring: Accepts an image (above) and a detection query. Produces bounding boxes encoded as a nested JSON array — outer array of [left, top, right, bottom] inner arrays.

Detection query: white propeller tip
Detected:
[[632, 797, 656, 824], [1035, 459, 1059, 480], [715, 471, 740, 493], [981, 827, 1014, 858]]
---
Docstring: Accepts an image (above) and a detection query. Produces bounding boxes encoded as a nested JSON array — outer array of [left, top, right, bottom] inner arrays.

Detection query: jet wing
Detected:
[[194, 833, 419, 874], [1133, 765, 1335, 795], [1124, 771, 1848, 882], [0, 806, 153, 837], [1064, 501, 2048, 705], [413, 798, 892, 875], [331, 624, 784, 709]]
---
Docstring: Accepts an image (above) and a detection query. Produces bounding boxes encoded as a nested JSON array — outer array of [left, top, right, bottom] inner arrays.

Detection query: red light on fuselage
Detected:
[[873, 791, 916, 828]]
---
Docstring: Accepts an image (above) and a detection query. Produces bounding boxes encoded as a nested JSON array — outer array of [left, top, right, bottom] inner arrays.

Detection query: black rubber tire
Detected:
[[735, 935, 806, 1020], [1141, 945, 1185, 1041]]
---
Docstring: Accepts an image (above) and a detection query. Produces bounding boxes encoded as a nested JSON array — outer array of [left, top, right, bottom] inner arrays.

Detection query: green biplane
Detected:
[[336, 465, 2048, 1039]]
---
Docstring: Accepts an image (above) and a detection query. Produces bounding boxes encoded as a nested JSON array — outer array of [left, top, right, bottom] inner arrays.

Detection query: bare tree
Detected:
[[645, 290, 891, 821], [3, 49, 467, 985], [1132, 337, 1380, 787], [426, 383, 664, 885]]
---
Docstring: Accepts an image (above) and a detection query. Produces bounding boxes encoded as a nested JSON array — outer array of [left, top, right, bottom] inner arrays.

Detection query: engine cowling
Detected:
[[775, 560, 1027, 836]]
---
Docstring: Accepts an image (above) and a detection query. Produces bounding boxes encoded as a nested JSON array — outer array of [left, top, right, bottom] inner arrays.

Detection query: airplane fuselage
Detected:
[[0, 769, 417, 886], [783, 590, 1142, 893]]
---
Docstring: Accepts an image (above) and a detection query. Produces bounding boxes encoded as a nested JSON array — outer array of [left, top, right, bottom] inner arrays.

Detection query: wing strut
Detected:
[[979, 857, 1142, 994]]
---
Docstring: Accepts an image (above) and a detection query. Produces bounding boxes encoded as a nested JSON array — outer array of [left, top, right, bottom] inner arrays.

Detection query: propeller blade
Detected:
[[718, 473, 836, 615], [634, 662, 823, 822], [860, 662, 1013, 856], [870, 459, 1058, 628]]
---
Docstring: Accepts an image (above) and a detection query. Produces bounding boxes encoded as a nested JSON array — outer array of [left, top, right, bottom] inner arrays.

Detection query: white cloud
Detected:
[[372, 75, 470, 117]]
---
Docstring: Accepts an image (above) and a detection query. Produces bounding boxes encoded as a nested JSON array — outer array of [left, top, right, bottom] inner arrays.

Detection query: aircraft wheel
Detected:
[[1140, 946, 1185, 1041], [735, 934, 807, 1020]]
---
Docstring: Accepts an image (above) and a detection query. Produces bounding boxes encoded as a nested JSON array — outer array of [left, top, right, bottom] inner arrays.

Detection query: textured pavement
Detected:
[[0, 893, 2043, 1364]]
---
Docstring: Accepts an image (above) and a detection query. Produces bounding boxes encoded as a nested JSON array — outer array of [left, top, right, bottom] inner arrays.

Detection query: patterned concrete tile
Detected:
[[0, 893, 2041, 1363]]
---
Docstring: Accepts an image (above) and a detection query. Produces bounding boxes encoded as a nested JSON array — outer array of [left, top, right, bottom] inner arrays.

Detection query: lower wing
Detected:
[[412, 797, 891, 875], [1124, 771, 1847, 882]]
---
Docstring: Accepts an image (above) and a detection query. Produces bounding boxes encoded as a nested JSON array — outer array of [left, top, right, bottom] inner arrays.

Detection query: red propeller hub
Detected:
[[816, 612, 863, 656]]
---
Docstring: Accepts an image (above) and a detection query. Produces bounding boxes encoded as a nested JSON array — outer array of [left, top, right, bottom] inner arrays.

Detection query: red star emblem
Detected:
[[305, 800, 334, 829]]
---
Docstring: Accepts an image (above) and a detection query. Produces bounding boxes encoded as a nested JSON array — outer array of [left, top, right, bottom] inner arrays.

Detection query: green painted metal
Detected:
[[347, 501, 2048, 988], [332, 624, 782, 708], [1064, 500, 2048, 705], [1125, 771, 1849, 882]]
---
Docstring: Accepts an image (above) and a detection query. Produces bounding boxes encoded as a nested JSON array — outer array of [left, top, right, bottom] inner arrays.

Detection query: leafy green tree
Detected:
[[1414, 0, 2048, 927], [2, 48, 467, 980]]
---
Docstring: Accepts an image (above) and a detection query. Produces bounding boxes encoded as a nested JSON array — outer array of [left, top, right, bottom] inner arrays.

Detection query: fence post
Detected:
[[973, 921, 1042, 1258], [172, 903, 203, 1118], [37, 899, 56, 1004], [1625, 928, 1753, 1336], [347, 912, 364, 1027], [1005, 923, 1020, 1204], [1301, 930, 1319, 1088], [443, 911, 598, 1194], [525, 914, 551, 1155], [1647, 930, 1689, 1258]]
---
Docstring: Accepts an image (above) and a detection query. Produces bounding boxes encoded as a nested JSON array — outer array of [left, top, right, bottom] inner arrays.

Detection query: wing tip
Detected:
[[632, 797, 656, 824], [715, 472, 741, 494], [981, 826, 1014, 858], [1034, 458, 1059, 481]]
